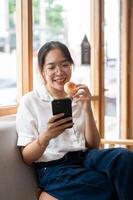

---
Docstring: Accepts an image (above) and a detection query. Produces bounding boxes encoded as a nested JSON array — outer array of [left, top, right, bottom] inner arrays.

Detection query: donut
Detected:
[[64, 81, 77, 96]]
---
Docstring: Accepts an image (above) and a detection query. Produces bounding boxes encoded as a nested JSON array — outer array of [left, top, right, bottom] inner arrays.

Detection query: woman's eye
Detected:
[[62, 63, 70, 67], [48, 66, 55, 70]]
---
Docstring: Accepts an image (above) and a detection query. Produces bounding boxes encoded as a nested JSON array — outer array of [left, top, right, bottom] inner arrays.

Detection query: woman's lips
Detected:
[[54, 78, 66, 83]]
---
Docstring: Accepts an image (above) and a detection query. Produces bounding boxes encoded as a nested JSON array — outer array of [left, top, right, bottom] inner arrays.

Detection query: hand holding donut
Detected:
[[64, 81, 92, 112]]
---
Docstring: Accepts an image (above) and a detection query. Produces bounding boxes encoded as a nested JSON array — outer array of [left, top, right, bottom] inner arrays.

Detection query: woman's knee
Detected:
[[118, 148, 133, 162], [39, 191, 58, 200]]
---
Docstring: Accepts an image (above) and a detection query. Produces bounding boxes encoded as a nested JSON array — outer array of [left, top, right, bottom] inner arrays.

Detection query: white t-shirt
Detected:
[[16, 85, 86, 162]]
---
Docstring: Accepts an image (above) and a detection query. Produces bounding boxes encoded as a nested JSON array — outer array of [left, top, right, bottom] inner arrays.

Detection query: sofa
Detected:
[[0, 115, 37, 200]]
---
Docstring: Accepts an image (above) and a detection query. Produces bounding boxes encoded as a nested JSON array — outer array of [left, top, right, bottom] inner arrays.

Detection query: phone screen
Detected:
[[52, 98, 73, 128]]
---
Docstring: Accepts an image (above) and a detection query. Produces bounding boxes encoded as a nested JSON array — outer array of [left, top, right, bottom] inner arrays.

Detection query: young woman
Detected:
[[16, 41, 133, 200]]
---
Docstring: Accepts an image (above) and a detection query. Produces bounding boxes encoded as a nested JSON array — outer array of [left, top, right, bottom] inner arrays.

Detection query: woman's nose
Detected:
[[55, 66, 63, 74]]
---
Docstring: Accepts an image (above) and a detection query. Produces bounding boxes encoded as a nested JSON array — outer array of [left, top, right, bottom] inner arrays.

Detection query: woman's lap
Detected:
[[35, 147, 133, 199], [36, 163, 115, 200], [34, 148, 129, 199]]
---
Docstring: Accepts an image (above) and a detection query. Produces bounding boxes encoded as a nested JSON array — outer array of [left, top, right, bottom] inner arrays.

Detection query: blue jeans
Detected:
[[34, 148, 133, 200]]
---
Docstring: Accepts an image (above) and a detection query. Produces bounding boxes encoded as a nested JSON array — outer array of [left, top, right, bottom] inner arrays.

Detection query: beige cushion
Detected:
[[0, 117, 37, 200]]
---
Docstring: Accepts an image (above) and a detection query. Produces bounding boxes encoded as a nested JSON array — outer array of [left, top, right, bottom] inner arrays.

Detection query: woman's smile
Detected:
[[53, 77, 66, 84]]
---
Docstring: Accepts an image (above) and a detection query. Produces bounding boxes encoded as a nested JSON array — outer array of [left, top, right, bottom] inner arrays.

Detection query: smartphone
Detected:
[[52, 98, 73, 128]]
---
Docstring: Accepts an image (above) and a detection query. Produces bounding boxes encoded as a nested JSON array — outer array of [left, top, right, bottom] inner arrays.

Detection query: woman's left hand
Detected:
[[73, 84, 92, 112]]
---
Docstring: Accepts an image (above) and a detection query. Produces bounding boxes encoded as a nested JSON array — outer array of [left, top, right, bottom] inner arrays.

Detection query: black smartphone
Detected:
[[52, 98, 73, 128]]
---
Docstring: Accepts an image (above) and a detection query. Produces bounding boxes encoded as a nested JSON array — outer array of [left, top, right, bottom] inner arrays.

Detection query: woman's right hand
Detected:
[[45, 113, 73, 140]]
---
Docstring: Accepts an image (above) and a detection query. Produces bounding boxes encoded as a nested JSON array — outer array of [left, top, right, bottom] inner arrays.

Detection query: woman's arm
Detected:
[[21, 132, 50, 165], [84, 101, 100, 149], [21, 113, 73, 165], [73, 84, 100, 149]]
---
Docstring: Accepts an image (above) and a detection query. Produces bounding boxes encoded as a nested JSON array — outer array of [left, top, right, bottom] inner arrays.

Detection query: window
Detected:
[[104, 0, 121, 139], [90, 0, 130, 139], [0, 0, 17, 107]]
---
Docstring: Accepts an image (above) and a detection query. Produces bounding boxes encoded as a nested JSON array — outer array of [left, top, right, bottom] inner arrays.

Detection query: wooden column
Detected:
[[90, 0, 104, 137], [121, 0, 131, 139], [16, 0, 33, 102], [129, 0, 133, 139]]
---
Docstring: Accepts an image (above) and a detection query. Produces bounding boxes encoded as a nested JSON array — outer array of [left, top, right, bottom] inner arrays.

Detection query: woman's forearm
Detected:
[[21, 133, 50, 165], [84, 103, 100, 149]]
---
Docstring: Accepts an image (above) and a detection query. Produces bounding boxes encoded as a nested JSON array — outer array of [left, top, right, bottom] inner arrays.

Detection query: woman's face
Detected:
[[42, 48, 72, 91]]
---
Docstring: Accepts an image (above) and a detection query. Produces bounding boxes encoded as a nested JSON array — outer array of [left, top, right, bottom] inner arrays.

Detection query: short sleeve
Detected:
[[16, 94, 38, 146]]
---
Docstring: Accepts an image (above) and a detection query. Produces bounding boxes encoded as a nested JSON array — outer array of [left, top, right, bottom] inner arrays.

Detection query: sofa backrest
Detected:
[[0, 118, 37, 200]]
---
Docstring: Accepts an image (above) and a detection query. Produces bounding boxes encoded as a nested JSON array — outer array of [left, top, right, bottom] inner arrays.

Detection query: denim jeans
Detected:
[[34, 148, 133, 200]]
